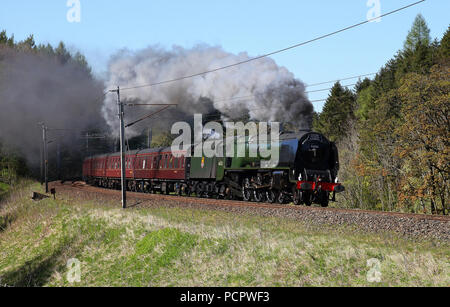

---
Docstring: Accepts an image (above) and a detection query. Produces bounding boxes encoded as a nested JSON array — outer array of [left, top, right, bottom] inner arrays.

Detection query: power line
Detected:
[[306, 73, 376, 87], [201, 98, 330, 121], [116, 1, 424, 92], [126, 105, 174, 128], [306, 83, 357, 94], [199, 82, 357, 106]]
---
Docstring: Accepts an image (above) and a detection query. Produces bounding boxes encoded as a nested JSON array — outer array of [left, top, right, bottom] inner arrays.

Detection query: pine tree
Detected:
[[55, 42, 71, 64], [439, 26, 450, 60], [314, 82, 356, 143], [404, 14, 431, 51], [17, 34, 36, 51], [0, 30, 7, 44]]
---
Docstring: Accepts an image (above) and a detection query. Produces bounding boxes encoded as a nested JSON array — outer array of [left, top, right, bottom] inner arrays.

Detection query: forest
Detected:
[[314, 15, 449, 215]]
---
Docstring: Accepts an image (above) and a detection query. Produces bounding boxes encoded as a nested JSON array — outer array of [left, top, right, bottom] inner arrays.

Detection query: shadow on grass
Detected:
[[0, 213, 15, 233], [0, 239, 76, 287], [0, 191, 7, 203]]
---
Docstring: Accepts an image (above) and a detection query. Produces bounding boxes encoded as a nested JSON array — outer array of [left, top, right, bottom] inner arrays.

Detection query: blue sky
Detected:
[[1, 0, 448, 111]]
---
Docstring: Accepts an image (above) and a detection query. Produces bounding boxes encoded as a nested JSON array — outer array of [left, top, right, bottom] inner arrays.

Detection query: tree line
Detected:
[[314, 15, 449, 215], [0, 31, 109, 181]]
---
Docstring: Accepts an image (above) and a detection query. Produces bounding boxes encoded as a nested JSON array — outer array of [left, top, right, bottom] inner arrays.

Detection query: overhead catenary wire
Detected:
[[76, 1, 423, 134], [198, 82, 358, 106], [306, 83, 357, 94], [115, 1, 424, 92], [306, 72, 376, 87], [126, 105, 173, 128], [122, 80, 357, 124]]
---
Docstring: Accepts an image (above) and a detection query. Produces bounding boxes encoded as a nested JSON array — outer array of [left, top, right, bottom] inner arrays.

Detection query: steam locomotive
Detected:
[[82, 131, 344, 207]]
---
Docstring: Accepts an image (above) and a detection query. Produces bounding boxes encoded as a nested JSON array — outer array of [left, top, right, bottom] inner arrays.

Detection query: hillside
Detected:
[[0, 181, 448, 287]]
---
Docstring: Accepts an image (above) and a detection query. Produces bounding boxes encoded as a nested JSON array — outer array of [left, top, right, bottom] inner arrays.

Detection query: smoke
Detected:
[[0, 48, 107, 168], [103, 45, 314, 135]]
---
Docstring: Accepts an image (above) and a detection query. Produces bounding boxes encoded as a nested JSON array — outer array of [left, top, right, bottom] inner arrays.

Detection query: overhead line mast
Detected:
[[38, 122, 49, 193], [110, 86, 127, 209], [110, 87, 177, 209]]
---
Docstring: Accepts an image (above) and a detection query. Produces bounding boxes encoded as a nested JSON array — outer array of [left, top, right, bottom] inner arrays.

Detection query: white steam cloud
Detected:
[[103, 45, 314, 134]]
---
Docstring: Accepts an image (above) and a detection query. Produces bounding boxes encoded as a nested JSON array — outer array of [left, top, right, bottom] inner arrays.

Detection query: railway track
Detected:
[[55, 181, 450, 223]]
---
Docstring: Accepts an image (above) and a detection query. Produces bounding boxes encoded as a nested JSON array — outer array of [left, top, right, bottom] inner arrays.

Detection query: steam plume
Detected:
[[0, 49, 107, 168], [102, 45, 314, 134]]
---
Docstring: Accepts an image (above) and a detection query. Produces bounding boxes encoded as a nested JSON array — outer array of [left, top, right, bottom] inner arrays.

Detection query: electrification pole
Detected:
[[107, 87, 176, 209], [40, 123, 49, 193], [148, 128, 152, 148], [40, 141, 44, 185], [56, 141, 61, 181], [86, 132, 89, 155], [112, 86, 127, 209]]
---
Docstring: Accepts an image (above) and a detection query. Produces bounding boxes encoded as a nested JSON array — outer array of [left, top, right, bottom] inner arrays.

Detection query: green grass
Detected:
[[0, 182, 8, 195], [0, 181, 448, 287]]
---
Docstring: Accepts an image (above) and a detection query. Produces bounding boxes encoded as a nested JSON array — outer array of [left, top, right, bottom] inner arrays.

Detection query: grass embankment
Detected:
[[0, 182, 9, 197], [0, 182, 448, 287]]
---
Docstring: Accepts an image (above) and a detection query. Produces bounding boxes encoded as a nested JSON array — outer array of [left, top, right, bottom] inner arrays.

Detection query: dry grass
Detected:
[[0, 182, 448, 287]]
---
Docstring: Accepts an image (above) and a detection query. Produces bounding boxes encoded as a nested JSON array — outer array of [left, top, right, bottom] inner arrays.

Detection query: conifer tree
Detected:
[[404, 14, 431, 51]]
